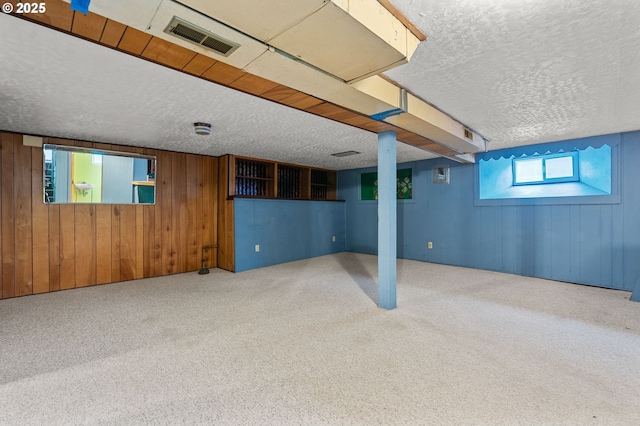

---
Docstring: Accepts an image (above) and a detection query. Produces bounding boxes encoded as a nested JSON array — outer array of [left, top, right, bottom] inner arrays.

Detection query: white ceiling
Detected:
[[386, 0, 640, 150], [1, 0, 640, 169]]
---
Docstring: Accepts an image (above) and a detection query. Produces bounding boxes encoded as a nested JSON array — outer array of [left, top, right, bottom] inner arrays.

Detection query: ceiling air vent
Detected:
[[331, 151, 361, 157], [463, 128, 473, 140], [164, 16, 240, 57]]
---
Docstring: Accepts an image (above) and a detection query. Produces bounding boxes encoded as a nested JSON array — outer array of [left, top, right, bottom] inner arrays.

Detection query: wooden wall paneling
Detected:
[[71, 11, 108, 41], [201, 62, 246, 86], [261, 85, 300, 103], [118, 27, 152, 55], [172, 152, 188, 272], [210, 157, 219, 267], [141, 37, 197, 70], [2, 134, 15, 298], [135, 205, 144, 279], [273, 163, 279, 198], [152, 150, 163, 277], [202, 157, 215, 268], [291, 96, 324, 110], [217, 156, 234, 271], [95, 205, 112, 284], [280, 92, 323, 110], [118, 205, 136, 281], [25, 0, 74, 31], [0, 134, 3, 298], [100, 19, 127, 47], [92, 143, 113, 285], [142, 148, 156, 278], [59, 204, 75, 289], [111, 205, 121, 282], [31, 146, 50, 294], [327, 171, 337, 200], [182, 55, 217, 77], [159, 151, 174, 275], [48, 205, 61, 291], [195, 156, 204, 268], [186, 154, 199, 271], [229, 74, 280, 96], [222, 200, 234, 271], [216, 156, 226, 269], [143, 202, 155, 278], [227, 155, 236, 197], [74, 204, 96, 287], [106, 145, 121, 283], [73, 141, 94, 149], [0, 133, 224, 299]]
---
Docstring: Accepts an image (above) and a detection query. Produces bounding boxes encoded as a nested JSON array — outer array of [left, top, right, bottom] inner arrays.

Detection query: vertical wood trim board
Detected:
[[216, 155, 235, 271], [0, 132, 219, 299]]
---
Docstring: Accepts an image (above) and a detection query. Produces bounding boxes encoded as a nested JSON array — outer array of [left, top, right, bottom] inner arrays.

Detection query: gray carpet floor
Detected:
[[1, 252, 639, 425]]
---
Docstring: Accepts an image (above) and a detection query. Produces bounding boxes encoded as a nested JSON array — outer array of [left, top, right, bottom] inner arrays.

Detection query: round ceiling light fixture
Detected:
[[194, 122, 211, 135]]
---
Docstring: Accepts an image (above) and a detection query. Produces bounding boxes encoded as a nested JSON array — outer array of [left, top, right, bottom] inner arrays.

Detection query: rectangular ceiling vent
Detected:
[[331, 151, 361, 157], [164, 16, 240, 57], [463, 128, 473, 140]]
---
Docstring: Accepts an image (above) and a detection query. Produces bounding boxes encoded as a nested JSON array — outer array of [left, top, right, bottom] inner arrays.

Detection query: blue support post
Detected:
[[378, 131, 397, 310], [631, 278, 640, 302]]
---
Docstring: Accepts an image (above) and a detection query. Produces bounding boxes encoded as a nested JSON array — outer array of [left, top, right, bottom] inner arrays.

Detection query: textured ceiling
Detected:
[[386, 0, 640, 150], [0, 14, 436, 170], [2, 0, 640, 167]]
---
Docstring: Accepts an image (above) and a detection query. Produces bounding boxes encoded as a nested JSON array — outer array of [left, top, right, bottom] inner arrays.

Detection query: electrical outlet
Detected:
[[332, 236, 336, 242], [255, 244, 260, 252], [428, 242, 433, 249]]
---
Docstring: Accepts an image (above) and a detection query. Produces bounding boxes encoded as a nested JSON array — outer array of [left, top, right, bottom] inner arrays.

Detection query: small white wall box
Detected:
[[432, 165, 450, 184]]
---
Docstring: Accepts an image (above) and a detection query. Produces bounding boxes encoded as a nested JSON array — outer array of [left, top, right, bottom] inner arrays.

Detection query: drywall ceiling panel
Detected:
[[269, 1, 406, 82], [386, 113, 473, 153], [62, 0, 162, 30], [346, 0, 408, 56], [180, 0, 328, 42], [147, 0, 268, 68], [245, 49, 397, 116], [350, 76, 401, 109]]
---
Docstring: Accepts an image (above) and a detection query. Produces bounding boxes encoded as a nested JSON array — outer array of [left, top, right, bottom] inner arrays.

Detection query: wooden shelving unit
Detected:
[[310, 169, 336, 200], [234, 157, 274, 197], [228, 155, 336, 200]]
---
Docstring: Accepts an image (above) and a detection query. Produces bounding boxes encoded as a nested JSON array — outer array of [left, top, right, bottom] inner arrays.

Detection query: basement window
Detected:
[[476, 142, 616, 204], [513, 152, 578, 185]]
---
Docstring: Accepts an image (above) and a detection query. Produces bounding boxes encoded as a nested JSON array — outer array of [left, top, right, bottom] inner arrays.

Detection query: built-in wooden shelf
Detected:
[[228, 155, 336, 200]]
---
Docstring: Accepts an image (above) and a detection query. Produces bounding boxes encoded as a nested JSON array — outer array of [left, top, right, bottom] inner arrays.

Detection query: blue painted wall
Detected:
[[338, 131, 640, 291], [234, 198, 346, 272]]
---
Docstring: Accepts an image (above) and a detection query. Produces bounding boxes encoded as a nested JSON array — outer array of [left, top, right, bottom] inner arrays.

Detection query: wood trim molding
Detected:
[[376, 0, 427, 41]]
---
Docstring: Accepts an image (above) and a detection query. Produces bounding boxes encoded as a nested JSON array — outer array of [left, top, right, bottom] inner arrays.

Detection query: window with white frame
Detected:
[[512, 152, 578, 185]]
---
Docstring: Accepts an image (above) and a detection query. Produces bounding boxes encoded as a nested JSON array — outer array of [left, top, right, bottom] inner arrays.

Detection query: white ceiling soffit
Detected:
[[147, 0, 268, 69], [69, 0, 483, 156], [352, 76, 486, 153], [0, 13, 438, 170], [180, 0, 329, 43], [180, 0, 419, 83], [82, 0, 418, 82], [71, 0, 162, 30]]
